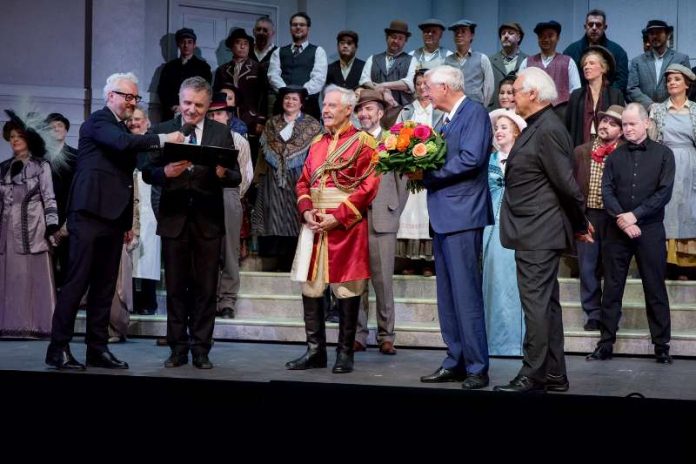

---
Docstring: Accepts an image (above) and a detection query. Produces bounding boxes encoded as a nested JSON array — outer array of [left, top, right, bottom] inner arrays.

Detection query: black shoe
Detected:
[[493, 375, 545, 393], [583, 319, 600, 331], [545, 373, 570, 392], [86, 350, 129, 369], [655, 351, 673, 364], [45, 346, 86, 371], [192, 354, 213, 369], [219, 307, 235, 319], [586, 344, 613, 361], [286, 349, 328, 370], [461, 373, 489, 390], [332, 351, 354, 374], [420, 367, 468, 383], [164, 353, 188, 368]]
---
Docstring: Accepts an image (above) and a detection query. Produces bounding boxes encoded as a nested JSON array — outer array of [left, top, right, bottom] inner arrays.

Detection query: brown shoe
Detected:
[[353, 340, 366, 352], [379, 341, 397, 355]]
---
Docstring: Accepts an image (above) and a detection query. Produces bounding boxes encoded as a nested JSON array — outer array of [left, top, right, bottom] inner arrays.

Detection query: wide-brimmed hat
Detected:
[[3, 110, 46, 157], [175, 28, 196, 43], [489, 109, 526, 151], [448, 19, 477, 34], [279, 85, 308, 101], [582, 45, 616, 81], [45, 112, 70, 132], [384, 20, 411, 37], [499, 22, 524, 43], [597, 105, 625, 123], [534, 20, 561, 35], [225, 27, 254, 50], [355, 89, 387, 111], [418, 19, 446, 31], [207, 92, 234, 112], [664, 63, 696, 82], [645, 19, 674, 33]]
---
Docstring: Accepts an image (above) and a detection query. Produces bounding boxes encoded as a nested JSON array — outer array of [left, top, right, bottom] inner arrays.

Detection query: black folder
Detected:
[[163, 142, 238, 169]]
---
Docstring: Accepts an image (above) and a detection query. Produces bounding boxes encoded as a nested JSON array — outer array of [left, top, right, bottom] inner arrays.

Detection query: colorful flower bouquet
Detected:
[[373, 120, 447, 193]]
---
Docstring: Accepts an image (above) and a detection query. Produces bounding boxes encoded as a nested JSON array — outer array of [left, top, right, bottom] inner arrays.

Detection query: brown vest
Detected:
[[527, 53, 571, 106]]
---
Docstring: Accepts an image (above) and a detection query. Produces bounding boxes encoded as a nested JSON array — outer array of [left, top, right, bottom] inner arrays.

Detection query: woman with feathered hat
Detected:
[[0, 110, 59, 338]]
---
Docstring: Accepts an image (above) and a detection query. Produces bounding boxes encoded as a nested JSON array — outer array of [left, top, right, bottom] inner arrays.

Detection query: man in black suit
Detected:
[[45, 72, 184, 370], [143, 76, 241, 369], [326, 30, 365, 90], [496, 67, 593, 393]]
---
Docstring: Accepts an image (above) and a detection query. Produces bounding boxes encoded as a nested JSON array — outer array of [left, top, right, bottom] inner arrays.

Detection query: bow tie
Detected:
[[628, 141, 647, 151], [591, 143, 616, 163]]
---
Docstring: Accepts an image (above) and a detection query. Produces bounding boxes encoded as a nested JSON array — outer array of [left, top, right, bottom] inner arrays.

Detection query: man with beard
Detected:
[[326, 30, 365, 90], [489, 22, 527, 110], [46, 73, 184, 370], [409, 19, 452, 70]]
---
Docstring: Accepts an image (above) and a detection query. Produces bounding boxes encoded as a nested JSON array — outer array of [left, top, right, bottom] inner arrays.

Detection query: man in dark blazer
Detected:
[[326, 30, 365, 90], [418, 65, 492, 390], [627, 20, 690, 110], [45, 72, 184, 370], [496, 67, 593, 393], [143, 76, 241, 370]]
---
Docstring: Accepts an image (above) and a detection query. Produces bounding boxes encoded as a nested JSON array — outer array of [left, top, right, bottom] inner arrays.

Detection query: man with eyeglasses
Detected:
[[563, 9, 629, 92], [157, 28, 213, 121], [267, 12, 327, 120], [46, 72, 185, 371]]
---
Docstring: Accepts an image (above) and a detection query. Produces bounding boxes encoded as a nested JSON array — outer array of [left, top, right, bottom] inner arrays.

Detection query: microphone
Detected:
[[180, 123, 196, 136]]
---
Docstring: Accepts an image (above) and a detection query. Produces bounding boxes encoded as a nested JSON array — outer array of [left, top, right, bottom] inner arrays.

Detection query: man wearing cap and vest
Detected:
[[627, 19, 690, 111], [444, 19, 495, 107], [572, 105, 625, 332], [157, 28, 213, 121], [489, 22, 528, 110], [286, 85, 380, 374], [519, 20, 581, 120], [409, 19, 453, 70], [326, 30, 365, 90]]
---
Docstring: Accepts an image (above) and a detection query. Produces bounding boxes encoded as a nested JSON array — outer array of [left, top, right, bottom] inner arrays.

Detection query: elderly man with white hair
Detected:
[[46, 72, 184, 370], [286, 85, 381, 374], [496, 67, 593, 393]]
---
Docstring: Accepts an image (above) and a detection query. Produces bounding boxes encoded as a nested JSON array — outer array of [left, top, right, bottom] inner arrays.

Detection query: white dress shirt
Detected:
[[519, 53, 582, 94], [267, 41, 328, 95], [359, 53, 417, 92]]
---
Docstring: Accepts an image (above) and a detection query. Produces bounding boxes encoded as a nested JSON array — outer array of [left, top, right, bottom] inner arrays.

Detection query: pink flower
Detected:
[[414, 125, 432, 141], [390, 122, 404, 134]]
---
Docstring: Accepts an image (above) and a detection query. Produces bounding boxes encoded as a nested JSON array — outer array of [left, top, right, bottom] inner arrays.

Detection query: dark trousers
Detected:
[[49, 211, 124, 354], [134, 278, 158, 312], [599, 222, 670, 350], [515, 249, 565, 382], [162, 221, 221, 356], [576, 209, 612, 321], [433, 228, 488, 375]]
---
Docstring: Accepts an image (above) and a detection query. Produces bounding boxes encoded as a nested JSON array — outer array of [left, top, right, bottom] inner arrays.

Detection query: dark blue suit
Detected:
[[423, 97, 493, 375], [49, 107, 161, 355]]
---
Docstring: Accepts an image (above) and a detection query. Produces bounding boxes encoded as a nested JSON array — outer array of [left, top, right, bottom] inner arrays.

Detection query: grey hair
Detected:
[[424, 65, 465, 92], [179, 76, 212, 99], [324, 85, 357, 110], [103, 72, 139, 100], [624, 102, 649, 121], [517, 67, 558, 103]]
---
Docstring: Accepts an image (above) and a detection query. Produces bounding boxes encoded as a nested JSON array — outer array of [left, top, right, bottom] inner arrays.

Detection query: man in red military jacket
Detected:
[[286, 84, 380, 374]]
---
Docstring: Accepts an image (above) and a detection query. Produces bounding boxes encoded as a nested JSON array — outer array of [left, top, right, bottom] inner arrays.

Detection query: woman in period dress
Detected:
[[252, 85, 321, 271], [482, 109, 527, 356], [649, 64, 696, 278], [395, 69, 445, 276], [0, 111, 59, 338]]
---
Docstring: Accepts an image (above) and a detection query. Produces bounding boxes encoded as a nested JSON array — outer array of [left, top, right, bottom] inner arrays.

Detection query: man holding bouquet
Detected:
[[418, 65, 493, 390]]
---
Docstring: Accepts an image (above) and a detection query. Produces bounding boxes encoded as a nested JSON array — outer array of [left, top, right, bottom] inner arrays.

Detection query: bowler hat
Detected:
[[384, 20, 411, 38], [645, 19, 674, 33], [225, 27, 254, 50], [278, 85, 308, 101], [355, 89, 387, 111], [534, 20, 561, 35], [597, 105, 625, 123], [45, 112, 71, 132], [175, 27, 196, 43]]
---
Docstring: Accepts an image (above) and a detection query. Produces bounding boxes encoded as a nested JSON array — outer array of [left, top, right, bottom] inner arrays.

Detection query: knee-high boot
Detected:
[[333, 295, 361, 373], [285, 295, 328, 369]]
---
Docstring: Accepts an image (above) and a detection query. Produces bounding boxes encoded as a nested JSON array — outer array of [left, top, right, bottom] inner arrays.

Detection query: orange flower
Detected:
[[396, 134, 411, 152], [412, 143, 428, 157], [400, 127, 415, 139], [371, 150, 382, 164], [383, 134, 397, 150]]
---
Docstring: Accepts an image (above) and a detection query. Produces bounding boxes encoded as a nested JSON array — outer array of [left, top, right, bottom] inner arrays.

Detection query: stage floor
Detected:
[[1, 338, 695, 401]]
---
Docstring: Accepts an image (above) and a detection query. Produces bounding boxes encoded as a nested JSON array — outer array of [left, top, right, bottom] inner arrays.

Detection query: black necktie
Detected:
[[189, 129, 197, 145], [628, 141, 647, 151]]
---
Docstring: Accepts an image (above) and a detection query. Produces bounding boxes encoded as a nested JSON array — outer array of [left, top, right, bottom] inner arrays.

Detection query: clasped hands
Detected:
[[575, 221, 595, 243], [303, 209, 340, 232], [164, 160, 227, 179], [617, 212, 641, 239]]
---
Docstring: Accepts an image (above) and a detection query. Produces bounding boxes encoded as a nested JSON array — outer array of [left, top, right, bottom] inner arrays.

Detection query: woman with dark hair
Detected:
[[219, 85, 249, 137], [0, 111, 59, 338], [497, 75, 516, 110], [566, 45, 625, 147], [252, 85, 321, 271]]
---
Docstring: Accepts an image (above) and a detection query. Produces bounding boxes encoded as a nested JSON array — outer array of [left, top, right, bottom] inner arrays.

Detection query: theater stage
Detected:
[[2, 338, 694, 452]]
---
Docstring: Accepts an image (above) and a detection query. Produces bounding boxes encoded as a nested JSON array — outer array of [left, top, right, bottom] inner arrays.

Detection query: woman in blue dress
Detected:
[[482, 109, 527, 356]]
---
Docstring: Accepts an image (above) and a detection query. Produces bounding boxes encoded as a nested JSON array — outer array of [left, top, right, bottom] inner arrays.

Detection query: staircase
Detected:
[[78, 271, 696, 356]]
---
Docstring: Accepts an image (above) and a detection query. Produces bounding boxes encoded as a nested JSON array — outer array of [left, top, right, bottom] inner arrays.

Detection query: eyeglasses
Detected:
[[112, 90, 143, 103]]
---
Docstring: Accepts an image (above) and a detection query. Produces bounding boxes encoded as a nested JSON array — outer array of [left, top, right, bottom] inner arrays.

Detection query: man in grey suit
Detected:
[[353, 89, 409, 355], [488, 22, 527, 110], [627, 20, 690, 110]]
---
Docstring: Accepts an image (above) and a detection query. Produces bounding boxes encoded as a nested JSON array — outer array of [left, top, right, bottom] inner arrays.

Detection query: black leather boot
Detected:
[[333, 295, 361, 373], [286, 295, 328, 370]]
